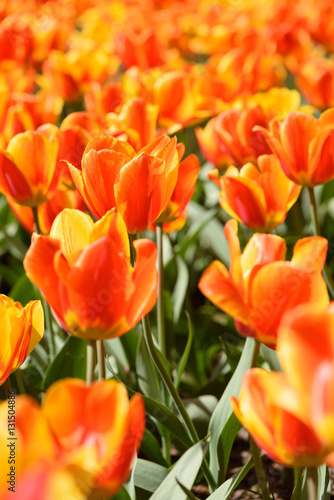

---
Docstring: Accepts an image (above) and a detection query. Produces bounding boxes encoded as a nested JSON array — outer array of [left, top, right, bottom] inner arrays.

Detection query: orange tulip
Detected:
[[0, 295, 44, 385], [214, 155, 301, 231], [277, 303, 334, 454], [198, 219, 329, 347], [256, 109, 334, 187], [231, 369, 330, 467], [296, 57, 334, 109], [154, 145, 201, 232], [68, 135, 179, 234], [24, 208, 158, 340], [0, 128, 59, 206], [0, 379, 144, 499]]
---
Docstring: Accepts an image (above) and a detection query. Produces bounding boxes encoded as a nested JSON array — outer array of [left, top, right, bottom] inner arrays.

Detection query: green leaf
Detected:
[[260, 344, 282, 372], [141, 394, 192, 448], [171, 256, 189, 325], [175, 480, 199, 500], [206, 457, 253, 500], [140, 429, 168, 467], [136, 330, 161, 401], [174, 312, 193, 389], [42, 336, 86, 389], [134, 459, 168, 493], [208, 337, 255, 483], [111, 486, 132, 500], [174, 205, 218, 258], [149, 439, 209, 500], [299, 466, 330, 500], [217, 413, 242, 484], [10, 274, 40, 303], [183, 395, 218, 440]]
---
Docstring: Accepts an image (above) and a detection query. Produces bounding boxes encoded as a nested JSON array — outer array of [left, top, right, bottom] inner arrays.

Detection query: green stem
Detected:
[[249, 340, 272, 500], [86, 339, 96, 385], [43, 298, 56, 360], [96, 340, 106, 380], [308, 187, 334, 297], [249, 436, 272, 500], [156, 223, 166, 357], [251, 340, 261, 368], [306, 467, 318, 500], [142, 314, 216, 491], [15, 370, 25, 395], [3, 377, 12, 398], [128, 232, 137, 266], [32, 206, 42, 234]]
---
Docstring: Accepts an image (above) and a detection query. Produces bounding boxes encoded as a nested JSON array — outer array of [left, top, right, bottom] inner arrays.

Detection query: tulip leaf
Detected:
[[206, 457, 253, 499], [174, 311, 193, 389], [141, 394, 192, 448], [9, 273, 40, 303], [171, 256, 189, 325], [260, 344, 282, 372], [134, 459, 168, 493], [140, 429, 168, 467], [42, 336, 86, 389], [111, 487, 132, 500], [175, 480, 200, 500], [299, 466, 330, 500], [136, 330, 161, 401], [208, 337, 256, 483], [149, 439, 209, 500]]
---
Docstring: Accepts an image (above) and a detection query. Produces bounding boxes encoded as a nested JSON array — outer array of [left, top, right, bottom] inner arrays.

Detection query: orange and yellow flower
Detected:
[[198, 219, 329, 347], [0, 295, 44, 385], [0, 128, 59, 206], [231, 369, 331, 468], [257, 109, 334, 187], [0, 378, 144, 499], [212, 155, 301, 231], [68, 135, 179, 234], [24, 208, 158, 340]]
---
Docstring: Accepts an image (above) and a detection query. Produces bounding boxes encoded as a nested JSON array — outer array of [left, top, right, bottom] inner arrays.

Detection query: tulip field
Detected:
[[2, 0, 334, 499]]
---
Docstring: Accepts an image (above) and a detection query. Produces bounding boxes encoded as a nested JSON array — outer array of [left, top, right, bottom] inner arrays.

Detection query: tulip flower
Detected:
[[0, 295, 44, 385], [214, 155, 301, 231], [68, 135, 179, 234], [277, 303, 334, 453], [23, 208, 158, 340], [231, 369, 331, 467], [256, 109, 334, 187], [198, 219, 329, 347], [154, 146, 201, 232], [0, 128, 59, 206], [0, 379, 144, 499], [296, 57, 334, 109]]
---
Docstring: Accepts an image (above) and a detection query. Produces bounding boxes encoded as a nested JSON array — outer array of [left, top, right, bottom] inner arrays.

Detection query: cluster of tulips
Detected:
[[1, 0, 334, 499]]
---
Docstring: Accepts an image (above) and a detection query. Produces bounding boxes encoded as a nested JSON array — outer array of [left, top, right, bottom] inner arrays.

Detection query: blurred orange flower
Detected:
[[0, 379, 144, 499], [296, 57, 334, 109], [198, 219, 329, 347], [257, 109, 334, 187], [278, 303, 334, 456], [24, 209, 158, 340], [69, 135, 179, 233], [0, 128, 59, 206], [0, 295, 44, 385], [231, 369, 331, 468], [212, 155, 301, 232]]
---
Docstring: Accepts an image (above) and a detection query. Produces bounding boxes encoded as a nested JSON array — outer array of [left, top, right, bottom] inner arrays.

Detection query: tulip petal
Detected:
[[291, 236, 328, 272], [84, 135, 136, 160], [0, 151, 33, 203], [50, 209, 94, 259], [198, 260, 250, 325]]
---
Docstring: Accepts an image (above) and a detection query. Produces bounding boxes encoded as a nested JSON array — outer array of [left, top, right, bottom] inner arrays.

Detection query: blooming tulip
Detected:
[[0, 295, 44, 385], [68, 135, 179, 233], [256, 109, 334, 187], [214, 155, 301, 231], [231, 369, 331, 467], [0, 128, 59, 206], [277, 303, 334, 454], [155, 145, 201, 232], [24, 208, 158, 340], [0, 379, 144, 499], [198, 219, 329, 347]]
